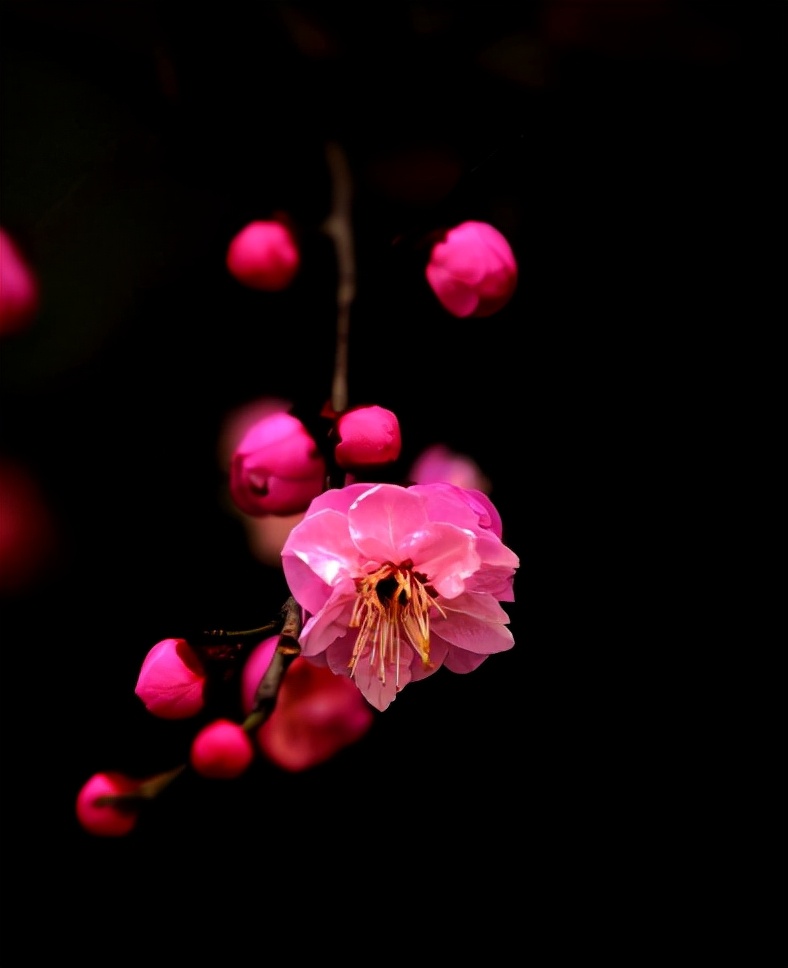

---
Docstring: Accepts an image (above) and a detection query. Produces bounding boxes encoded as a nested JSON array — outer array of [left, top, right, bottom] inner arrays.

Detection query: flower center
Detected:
[[349, 559, 442, 686]]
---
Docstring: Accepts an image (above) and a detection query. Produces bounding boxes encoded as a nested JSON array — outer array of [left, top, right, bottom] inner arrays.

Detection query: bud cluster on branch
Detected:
[[71, 141, 521, 837]]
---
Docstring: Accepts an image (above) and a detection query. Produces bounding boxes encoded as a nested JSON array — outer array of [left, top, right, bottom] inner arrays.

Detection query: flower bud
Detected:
[[190, 719, 255, 779], [134, 638, 207, 719], [334, 405, 402, 470], [409, 443, 491, 493], [240, 635, 279, 715], [426, 220, 517, 318], [226, 219, 300, 291], [75, 772, 140, 837], [240, 638, 375, 772], [230, 411, 326, 516], [0, 228, 39, 336]]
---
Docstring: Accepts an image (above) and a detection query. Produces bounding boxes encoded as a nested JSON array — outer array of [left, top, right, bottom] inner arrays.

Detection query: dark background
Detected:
[[0, 0, 783, 956]]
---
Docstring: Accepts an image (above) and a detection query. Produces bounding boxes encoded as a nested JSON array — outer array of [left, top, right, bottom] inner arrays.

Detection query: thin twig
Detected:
[[321, 141, 355, 415]]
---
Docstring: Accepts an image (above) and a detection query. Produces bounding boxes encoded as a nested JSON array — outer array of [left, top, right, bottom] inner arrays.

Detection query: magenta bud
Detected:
[[75, 772, 140, 837], [426, 220, 518, 318], [0, 228, 39, 336], [240, 636, 279, 716], [134, 638, 207, 719], [409, 443, 491, 493], [256, 657, 375, 772], [334, 405, 402, 470], [226, 219, 300, 291], [190, 719, 255, 779], [230, 411, 326, 516]]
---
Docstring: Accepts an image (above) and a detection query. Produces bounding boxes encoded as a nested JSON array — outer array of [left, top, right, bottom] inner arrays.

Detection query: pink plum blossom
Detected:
[[240, 635, 375, 771], [0, 228, 39, 336], [190, 719, 255, 779], [426, 220, 517, 318], [75, 772, 141, 837], [281, 481, 519, 711], [334, 405, 402, 470], [226, 219, 300, 291], [134, 638, 207, 719], [409, 443, 491, 493], [230, 411, 326, 517]]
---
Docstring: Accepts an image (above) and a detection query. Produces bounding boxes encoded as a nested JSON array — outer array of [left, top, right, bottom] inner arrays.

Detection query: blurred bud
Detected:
[[0, 459, 57, 595], [230, 411, 326, 516], [75, 772, 140, 837], [0, 228, 39, 336], [408, 443, 491, 493], [226, 219, 300, 291], [241, 637, 375, 772], [190, 719, 255, 779], [334, 405, 402, 470], [134, 638, 207, 719], [240, 635, 279, 714], [426, 221, 517, 318]]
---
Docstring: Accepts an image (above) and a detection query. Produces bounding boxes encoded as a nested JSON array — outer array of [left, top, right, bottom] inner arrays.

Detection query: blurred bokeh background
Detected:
[[0, 0, 783, 953]]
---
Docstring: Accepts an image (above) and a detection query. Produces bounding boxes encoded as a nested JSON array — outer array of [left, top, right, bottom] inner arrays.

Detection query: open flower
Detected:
[[281, 482, 519, 711], [426, 220, 517, 318]]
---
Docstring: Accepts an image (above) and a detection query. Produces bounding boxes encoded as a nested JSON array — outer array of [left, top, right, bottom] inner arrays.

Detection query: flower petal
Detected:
[[425, 265, 479, 317], [299, 583, 356, 657], [347, 483, 430, 563], [400, 521, 480, 599], [282, 507, 361, 603], [438, 639, 491, 674], [435, 591, 514, 654]]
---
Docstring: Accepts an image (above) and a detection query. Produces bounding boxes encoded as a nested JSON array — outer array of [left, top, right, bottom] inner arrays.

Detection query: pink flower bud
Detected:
[[240, 638, 375, 772], [134, 638, 207, 719], [409, 443, 491, 493], [240, 635, 279, 715], [0, 228, 39, 336], [334, 405, 402, 470], [230, 411, 326, 516], [226, 219, 300, 291], [75, 772, 140, 837], [190, 719, 255, 779], [426, 220, 517, 318]]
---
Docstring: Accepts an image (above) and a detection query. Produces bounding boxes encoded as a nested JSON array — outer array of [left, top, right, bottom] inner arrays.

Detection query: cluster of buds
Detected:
[[225, 214, 518, 320], [76, 151, 521, 837]]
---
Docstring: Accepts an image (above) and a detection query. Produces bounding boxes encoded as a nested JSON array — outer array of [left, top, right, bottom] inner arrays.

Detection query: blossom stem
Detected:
[[199, 621, 280, 641], [97, 599, 302, 812], [321, 140, 355, 416], [244, 595, 302, 727], [96, 764, 187, 809]]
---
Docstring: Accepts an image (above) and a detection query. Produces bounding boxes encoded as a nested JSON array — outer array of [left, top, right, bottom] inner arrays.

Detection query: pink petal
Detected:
[[400, 521, 480, 599], [435, 592, 515, 654], [299, 585, 355, 657], [438, 639, 491, 674], [301, 482, 374, 519], [348, 646, 414, 712], [347, 483, 429, 563], [282, 507, 361, 591], [410, 635, 449, 681], [425, 264, 479, 317]]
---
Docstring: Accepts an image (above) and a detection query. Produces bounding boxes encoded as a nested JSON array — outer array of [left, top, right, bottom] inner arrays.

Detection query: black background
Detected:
[[0, 0, 783, 957]]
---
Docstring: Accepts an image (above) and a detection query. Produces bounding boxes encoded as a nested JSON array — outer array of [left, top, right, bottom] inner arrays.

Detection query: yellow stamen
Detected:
[[348, 560, 443, 685]]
